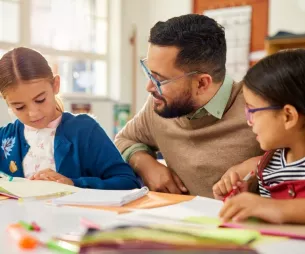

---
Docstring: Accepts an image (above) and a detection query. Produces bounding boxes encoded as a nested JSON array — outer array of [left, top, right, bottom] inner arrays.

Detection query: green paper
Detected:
[[82, 225, 260, 246], [152, 225, 260, 245]]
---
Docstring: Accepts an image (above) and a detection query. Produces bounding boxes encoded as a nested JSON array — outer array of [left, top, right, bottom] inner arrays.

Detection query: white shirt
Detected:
[[22, 116, 62, 178]]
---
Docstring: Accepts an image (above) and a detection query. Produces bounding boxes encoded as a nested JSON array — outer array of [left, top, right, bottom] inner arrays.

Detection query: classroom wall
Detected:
[[2, 0, 304, 137], [122, 0, 193, 113], [269, 0, 305, 35]]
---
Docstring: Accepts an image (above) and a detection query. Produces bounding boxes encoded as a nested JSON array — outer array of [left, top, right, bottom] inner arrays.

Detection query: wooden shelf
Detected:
[[265, 36, 305, 55]]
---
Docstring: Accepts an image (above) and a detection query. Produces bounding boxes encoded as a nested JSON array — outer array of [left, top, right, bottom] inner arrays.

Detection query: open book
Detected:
[[0, 177, 80, 199], [52, 187, 149, 206]]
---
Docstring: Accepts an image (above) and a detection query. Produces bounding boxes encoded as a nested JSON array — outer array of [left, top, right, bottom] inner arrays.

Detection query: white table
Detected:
[[0, 199, 118, 253], [1, 199, 305, 254]]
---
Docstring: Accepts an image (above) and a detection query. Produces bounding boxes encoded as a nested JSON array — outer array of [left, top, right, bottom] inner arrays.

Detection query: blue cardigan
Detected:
[[0, 112, 140, 189]]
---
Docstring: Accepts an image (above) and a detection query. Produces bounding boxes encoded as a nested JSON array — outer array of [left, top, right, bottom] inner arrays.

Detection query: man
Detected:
[[115, 14, 261, 198]]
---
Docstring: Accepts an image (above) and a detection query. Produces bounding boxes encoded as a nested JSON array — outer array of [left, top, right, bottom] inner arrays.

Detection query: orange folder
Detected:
[[66, 191, 194, 213]]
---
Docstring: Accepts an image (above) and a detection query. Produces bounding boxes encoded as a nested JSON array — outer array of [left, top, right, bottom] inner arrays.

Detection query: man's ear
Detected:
[[196, 74, 213, 95], [283, 104, 299, 130], [53, 75, 60, 95]]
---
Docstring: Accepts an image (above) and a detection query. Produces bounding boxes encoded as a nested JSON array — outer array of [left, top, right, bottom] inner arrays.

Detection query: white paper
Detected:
[[52, 186, 149, 206], [129, 196, 223, 220]]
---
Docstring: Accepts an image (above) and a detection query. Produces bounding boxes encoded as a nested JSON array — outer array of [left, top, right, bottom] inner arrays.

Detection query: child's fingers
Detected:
[[219, 199, 243, 222], [215, 180, 227, 196], [232, 209, 252, 222], [212, 185, 225, 200], [237, 181, 249, 192], [230, 171, 242, 186], [223, 177, 233, 193]]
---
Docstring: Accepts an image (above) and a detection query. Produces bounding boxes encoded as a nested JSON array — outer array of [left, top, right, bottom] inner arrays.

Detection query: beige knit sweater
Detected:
[[115, 82, 262, 197]]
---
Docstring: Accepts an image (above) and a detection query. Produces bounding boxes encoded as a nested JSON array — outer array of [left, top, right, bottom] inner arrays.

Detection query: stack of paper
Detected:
[[78, 224, 260, 252], [52, 187, 149, 206]]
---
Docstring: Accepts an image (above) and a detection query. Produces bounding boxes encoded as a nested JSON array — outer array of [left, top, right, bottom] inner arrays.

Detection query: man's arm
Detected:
[[114, 96, 157, 164], [114, 96, 188, 193]]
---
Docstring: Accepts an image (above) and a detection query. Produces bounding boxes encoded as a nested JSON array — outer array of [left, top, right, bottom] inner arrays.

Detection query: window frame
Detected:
[[0, 0, 110, 96]]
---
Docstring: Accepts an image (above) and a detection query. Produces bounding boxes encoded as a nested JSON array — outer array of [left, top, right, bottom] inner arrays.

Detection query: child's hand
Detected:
[[219, 192, 285, 224], [29, 169, 74, 185], [212, 171, 248, 200]]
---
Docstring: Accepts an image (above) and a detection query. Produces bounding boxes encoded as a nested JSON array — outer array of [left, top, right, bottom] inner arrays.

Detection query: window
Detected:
[[0, 0, 19, 43], [0, 0, 108, 96]]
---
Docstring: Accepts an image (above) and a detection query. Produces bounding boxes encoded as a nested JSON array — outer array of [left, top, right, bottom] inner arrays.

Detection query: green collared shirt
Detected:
[[188, 74, 233, 120], [122, 75, 233, 162]]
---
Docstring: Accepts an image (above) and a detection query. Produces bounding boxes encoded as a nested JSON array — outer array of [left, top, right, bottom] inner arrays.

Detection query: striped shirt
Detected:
[[258, 148, 305, 197]]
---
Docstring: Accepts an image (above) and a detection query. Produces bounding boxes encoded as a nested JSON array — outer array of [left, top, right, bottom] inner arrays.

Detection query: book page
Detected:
[[0, 178, 80, 198]]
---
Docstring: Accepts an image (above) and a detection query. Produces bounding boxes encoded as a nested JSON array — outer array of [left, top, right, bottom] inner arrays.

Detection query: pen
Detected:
[[0, 171, 13, 181], [223, 170, 255, 202]]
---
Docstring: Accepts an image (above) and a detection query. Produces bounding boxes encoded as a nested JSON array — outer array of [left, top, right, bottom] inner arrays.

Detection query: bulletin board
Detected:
[[204, 6, 252, 81], [193, 0, 269, 66]]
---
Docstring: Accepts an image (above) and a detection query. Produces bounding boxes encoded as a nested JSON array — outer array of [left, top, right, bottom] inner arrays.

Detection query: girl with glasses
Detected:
[[217, 49, 305, 224]]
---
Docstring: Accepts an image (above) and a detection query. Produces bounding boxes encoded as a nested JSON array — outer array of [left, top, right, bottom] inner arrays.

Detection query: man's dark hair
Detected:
[[149, 14, 226, 83]]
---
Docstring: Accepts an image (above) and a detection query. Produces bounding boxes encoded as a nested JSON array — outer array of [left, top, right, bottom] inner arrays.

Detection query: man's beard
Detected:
[[152, 90, 196, 118]]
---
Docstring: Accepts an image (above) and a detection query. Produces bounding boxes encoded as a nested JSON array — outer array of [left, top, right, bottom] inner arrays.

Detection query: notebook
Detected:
[[0, 177, 80, 199], [52, 186, 149, 206]]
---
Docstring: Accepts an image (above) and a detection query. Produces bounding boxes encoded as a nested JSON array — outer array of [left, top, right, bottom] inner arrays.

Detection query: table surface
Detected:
[[1, 193, 305, 254]]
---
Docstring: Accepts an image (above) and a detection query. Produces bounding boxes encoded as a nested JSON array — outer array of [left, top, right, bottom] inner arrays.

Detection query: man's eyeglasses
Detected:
[[140, 58, 199, 95], [245, 105, 282, 124]]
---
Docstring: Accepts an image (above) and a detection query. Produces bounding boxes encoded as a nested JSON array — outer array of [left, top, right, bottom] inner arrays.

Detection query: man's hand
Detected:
[[141, 162, 188, 194], [29, 169, 74, 185], [130, 152, 188, 194]]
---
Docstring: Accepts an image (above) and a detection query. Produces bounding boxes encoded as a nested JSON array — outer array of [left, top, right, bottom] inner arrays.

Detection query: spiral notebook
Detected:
[[52, 187, 150, 207]]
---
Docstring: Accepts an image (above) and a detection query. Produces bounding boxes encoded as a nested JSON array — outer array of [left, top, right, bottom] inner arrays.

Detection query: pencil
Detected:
[[222, 170, 255, 202]]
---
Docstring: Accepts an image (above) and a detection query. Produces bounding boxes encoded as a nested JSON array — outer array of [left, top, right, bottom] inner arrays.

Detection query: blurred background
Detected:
[[0, 0, 305, 138]]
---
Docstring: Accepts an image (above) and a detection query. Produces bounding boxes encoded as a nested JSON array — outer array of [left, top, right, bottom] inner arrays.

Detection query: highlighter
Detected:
[[7, 224, 39, 249]]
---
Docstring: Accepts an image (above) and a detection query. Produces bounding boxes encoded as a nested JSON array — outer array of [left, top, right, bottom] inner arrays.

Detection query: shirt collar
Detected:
[[25, 115, 62, 131], [189, 74, 233, 120]]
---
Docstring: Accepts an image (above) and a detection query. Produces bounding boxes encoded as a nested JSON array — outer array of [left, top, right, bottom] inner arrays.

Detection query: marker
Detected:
[[0, 171, 13, 181], [31, 221, 41, 232], [18, 221, 34, 231], [46, 239, 79, 253], [223, 170, 255, 202], [7, 224, 39, 249], [80, 217, 101, 230]]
